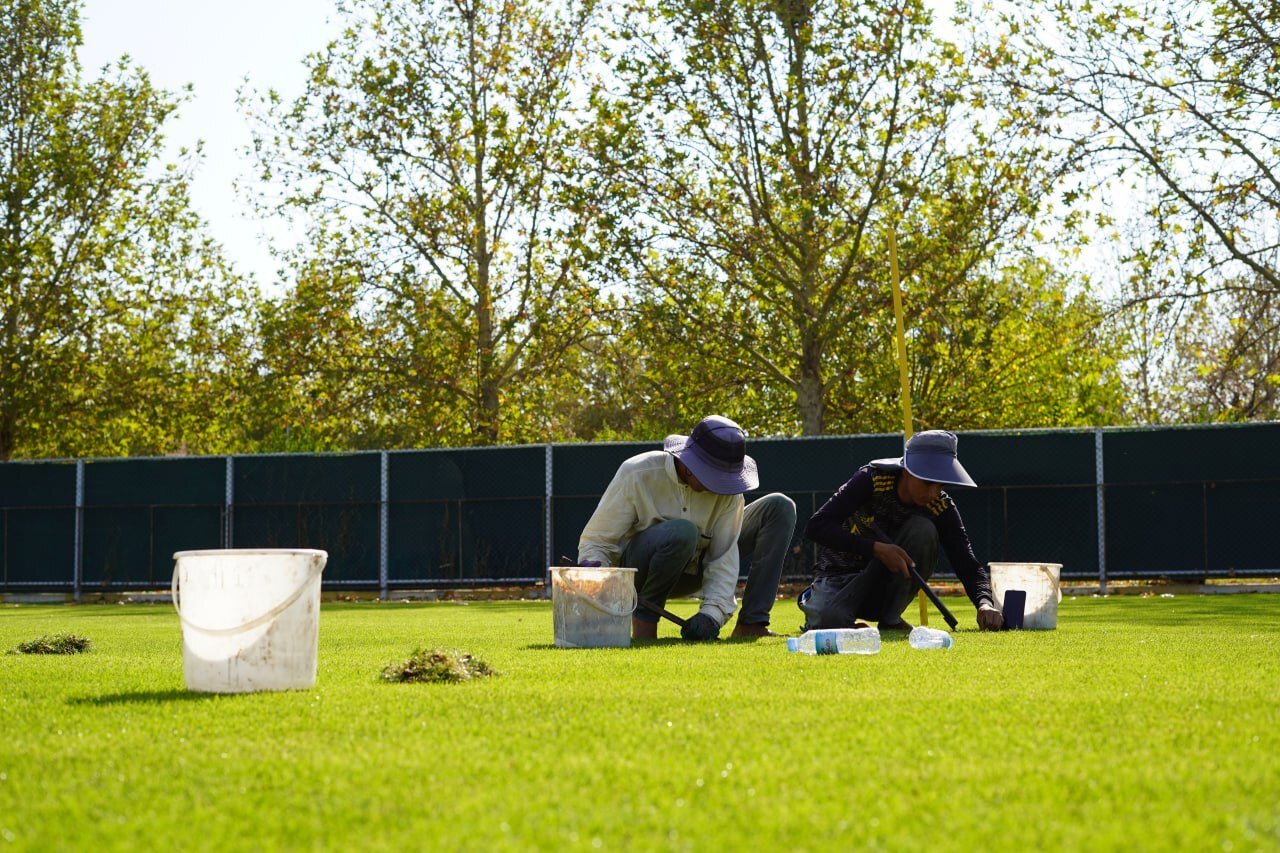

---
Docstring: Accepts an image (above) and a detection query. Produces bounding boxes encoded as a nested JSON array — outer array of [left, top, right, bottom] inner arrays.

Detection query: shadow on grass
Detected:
[[523, 638, 692, 651], [525, 635, 800, 650], [68, 689, 220, 706]]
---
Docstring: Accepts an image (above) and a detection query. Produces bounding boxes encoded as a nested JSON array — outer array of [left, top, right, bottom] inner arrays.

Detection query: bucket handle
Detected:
[[172, 557, 324, 637], [557, 573, 638, 619], [1037, 564, 1064, 603]]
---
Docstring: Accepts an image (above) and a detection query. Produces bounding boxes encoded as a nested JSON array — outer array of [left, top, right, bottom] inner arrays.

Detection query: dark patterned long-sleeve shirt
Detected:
[[804, 464, 995, 609]]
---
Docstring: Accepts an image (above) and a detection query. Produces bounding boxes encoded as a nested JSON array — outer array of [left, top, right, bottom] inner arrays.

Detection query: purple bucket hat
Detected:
[[870, 429, 977, 488], [663, 415, 759, 495]]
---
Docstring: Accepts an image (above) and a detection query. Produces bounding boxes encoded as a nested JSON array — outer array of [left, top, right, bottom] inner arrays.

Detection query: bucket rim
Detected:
[[174, 548, 329, 559], [549, 565, 638, 574], [988, 561, 1062, 569]]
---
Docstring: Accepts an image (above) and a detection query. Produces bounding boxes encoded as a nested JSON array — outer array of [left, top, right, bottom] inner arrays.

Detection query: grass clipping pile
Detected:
[[10, 633, 93, 655], [381, 647, 499, 684]]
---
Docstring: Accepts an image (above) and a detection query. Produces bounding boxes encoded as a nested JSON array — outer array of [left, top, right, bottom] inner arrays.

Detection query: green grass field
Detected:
[[2, 594, 1278, 851]]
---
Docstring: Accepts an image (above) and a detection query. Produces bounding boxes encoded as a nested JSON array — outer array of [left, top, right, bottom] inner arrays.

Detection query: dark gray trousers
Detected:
[[797, 514, 939, 629], [624, 493, 797, 627]]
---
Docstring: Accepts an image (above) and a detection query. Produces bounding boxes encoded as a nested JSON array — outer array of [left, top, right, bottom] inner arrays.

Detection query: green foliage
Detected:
[[245, 0, 612, 448], [1174, 284, 1280, 421], [1120, 275, 1280, 423], [1, 0, 1171, 458], [0, 0, 254, 460], [0, 599, 1278, 848], [589, 0, 1110, 436], [9, 632, 91, 654], [826, 255, 1127, 431], [988, 0, 1280, 421], [380, 646, 498, 683], [1010, 0, 1280, 293]]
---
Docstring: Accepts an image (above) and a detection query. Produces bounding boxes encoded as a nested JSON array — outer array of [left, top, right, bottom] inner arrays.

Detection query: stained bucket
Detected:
[[989, 562, 1062, 630], [172, 548, 327, 693], [551, 567, 637, 648]]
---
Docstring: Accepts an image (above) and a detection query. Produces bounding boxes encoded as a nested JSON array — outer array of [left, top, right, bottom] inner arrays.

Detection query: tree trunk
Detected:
[[0, 409, 13, 461], [796, 334, 826, 435], [469, 8, 499, 445]]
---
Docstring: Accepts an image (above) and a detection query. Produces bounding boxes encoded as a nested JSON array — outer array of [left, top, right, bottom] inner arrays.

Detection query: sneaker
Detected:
[[879, 618, 913, 631]]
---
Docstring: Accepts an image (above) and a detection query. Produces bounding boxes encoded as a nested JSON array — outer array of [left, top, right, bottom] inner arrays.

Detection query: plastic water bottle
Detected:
[[786, 627, 881, 655], [909, 626, 954, 649]]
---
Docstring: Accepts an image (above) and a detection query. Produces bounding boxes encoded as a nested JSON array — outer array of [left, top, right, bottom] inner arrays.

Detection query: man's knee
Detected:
[[651, 518, 699, 555], [750, 492, 797, 526], [896, 515, 938, 575]]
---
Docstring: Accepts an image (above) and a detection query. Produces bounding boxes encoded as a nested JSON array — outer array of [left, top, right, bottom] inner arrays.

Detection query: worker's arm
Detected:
[[693, 497, 745, 627], [804, 467, 879, 558], [577, 465, 638, 566], [935, 503, 1003, 630]]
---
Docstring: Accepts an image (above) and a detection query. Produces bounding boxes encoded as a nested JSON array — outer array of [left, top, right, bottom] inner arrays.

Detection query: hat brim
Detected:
[[664, 434, 759, 495], [903, 450, 977, 488]]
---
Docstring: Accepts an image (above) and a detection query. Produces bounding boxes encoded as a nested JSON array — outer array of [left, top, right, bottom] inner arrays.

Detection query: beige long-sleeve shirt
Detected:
[[577, 450, 743, 626]]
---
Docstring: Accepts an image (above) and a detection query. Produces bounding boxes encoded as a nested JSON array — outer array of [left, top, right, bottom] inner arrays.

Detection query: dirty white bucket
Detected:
[[551, 567, 637, 648], [172, 548, 327, 693], [989, 562, 1062, 630]]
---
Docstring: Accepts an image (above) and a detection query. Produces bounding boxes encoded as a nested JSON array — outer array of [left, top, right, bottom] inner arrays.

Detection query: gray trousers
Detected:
[[797, 514, 939, 629], [623, 493, 797, 627]]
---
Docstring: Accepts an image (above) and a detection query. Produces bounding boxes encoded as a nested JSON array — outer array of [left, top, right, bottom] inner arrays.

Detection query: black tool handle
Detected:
[[637, 597, 688, 627], [865, 524, 960, 631], [909, 565, 959, 630]]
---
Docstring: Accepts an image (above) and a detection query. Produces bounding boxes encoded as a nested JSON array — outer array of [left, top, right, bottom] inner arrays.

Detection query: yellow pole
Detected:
[[887, 228, 928, 627]]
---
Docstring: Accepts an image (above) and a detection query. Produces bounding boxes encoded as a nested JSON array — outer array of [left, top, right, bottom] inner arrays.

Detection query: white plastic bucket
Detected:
[[551, 567, 637, 648], [172, 548, 327, 693], [989, 562, 1062, 630]]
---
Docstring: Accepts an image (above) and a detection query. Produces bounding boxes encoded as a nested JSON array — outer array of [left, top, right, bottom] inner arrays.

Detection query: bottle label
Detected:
[[813, 630, 840, 654]]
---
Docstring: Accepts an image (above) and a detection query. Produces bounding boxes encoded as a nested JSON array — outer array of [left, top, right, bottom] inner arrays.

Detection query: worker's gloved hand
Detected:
[[558, 556, 602, 568], [680, 613, 720, 642], [976, 603, 1004, 632]]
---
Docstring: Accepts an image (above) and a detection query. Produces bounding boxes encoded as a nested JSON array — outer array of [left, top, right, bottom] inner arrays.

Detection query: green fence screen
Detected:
[[3, 423, 1278, 593]]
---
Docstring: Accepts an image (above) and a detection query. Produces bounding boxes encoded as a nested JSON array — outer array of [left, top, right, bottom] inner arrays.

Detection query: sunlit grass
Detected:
[[1, 594, 1277, 851]]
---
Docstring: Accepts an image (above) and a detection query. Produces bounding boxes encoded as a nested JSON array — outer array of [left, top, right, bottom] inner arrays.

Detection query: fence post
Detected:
[[224, 456, 235, 548], [379, 451, 389, 600], [74, 459, 84, 603], [1095, 428, 1107, 595], [544, 444, 554, 594]]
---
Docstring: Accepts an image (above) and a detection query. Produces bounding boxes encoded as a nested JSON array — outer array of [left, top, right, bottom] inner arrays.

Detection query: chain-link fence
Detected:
[[3, 424, 1278, 596]]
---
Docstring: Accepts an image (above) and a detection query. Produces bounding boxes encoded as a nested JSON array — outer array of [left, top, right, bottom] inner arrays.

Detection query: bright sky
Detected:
[[78, 1, 344, 289]]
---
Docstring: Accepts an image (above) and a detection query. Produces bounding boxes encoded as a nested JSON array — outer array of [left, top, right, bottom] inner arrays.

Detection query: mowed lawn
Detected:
[[1, 594, 1278, 851]]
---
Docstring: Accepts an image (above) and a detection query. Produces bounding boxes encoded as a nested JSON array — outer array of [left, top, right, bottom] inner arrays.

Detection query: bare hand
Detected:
[[976, 603, 1004, 632], [873, 541, 914, 579]]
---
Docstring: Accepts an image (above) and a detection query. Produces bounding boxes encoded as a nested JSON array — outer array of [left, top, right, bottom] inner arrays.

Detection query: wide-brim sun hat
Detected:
[[870, 429, 977, 488], [663, 415, 759, 495]]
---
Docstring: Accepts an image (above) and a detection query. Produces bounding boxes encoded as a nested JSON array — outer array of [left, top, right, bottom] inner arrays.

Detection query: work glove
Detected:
[[680, 613, 721, 642], [976, 602, 1004, 632], [557, 556, 601, 567]]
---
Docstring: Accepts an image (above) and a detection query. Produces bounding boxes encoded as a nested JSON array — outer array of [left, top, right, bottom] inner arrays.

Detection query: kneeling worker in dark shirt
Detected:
[[799, 430, 1005, 632]]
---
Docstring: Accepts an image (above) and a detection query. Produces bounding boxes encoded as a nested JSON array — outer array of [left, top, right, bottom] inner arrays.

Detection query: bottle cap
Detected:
[[786, 637, 798, 652]]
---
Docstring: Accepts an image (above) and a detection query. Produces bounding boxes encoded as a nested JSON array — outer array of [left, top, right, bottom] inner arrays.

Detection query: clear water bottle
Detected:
[[786, 627, 881, 655], [909, 626, 954, 649]]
